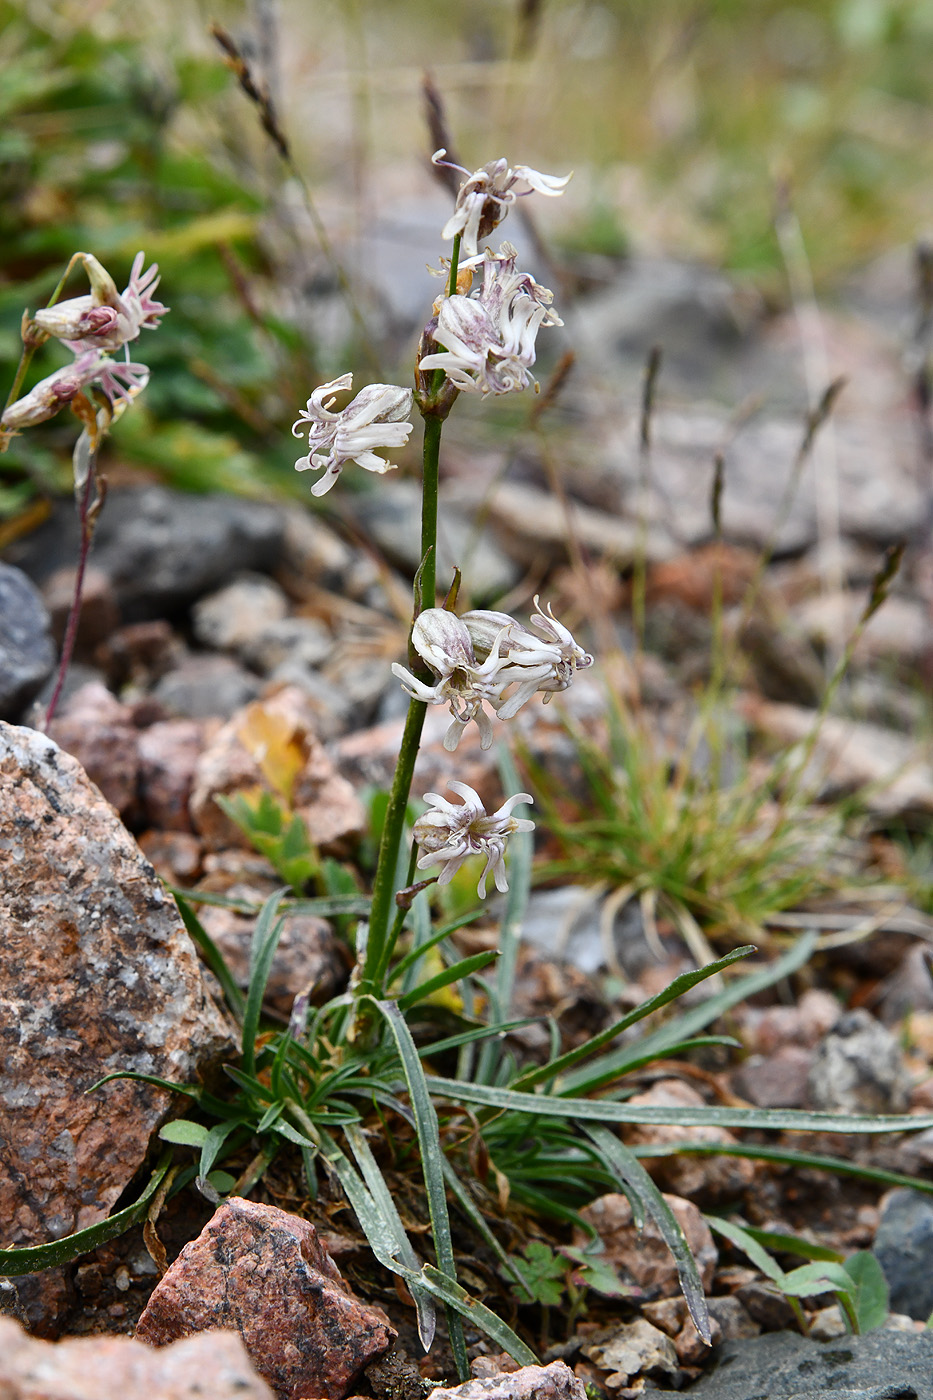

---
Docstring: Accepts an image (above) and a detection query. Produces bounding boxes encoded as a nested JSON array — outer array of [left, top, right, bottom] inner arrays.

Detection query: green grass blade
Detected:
[[559, 932, 817, 1095], [0, 1151, 172, 1276], [175, 893, 245, 1021], [510, 944, 757, 1095], [367, 997, 468, 1381], [397, 951, 499, 1012], [391, 908, 487, 983], [584, 1124, 711, 1343], [417, 1018, 538, 1059], [427, 1077, 933, 1135], [241, 889, 288, 1078], [629, 1139, 933, 1196], [344, 1121, 436, 1351]]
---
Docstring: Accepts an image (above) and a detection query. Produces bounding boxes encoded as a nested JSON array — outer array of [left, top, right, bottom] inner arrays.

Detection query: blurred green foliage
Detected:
[[0, 1, 319, 511]]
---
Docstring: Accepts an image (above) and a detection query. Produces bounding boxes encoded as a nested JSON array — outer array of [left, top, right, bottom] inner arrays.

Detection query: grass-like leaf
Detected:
[[241, 888, 287, 1079], [584, 1123, 712, 1342], [175, 893, 246, 1021]]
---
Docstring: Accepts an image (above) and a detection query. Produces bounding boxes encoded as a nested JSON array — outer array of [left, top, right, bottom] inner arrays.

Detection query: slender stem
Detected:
[[43, 446, 99, 726], [357, 238, 461, 996]]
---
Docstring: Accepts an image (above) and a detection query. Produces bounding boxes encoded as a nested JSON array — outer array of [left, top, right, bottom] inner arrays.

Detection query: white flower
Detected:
[[33, 251, 167, 353], [413, 781, 534, 898], [292, 373, 414, 496], [433, 150, 571, 257], [391, 608, 514, 751], [391, 601, 594, 747], [1, 351, 150, 432], [417, 245, 561, 396]]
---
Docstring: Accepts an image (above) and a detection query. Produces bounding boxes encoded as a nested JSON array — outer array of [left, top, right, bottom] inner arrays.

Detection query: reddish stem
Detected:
[[43, 457, 97, 727]]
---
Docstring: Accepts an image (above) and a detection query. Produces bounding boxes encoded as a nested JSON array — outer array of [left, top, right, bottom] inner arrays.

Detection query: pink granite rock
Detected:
[[136, 1197, 395, 1399], [0, 722, 233, 1333], [47, 680, 139, 817], [190, 687, 365, 854], [0, 1315, 274, 1398], [575, 1191, 717, 1297], [429, 1361, 585, 1400]]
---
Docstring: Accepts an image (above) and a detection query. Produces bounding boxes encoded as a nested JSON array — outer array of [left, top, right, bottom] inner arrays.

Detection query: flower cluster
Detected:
[[417, 244, 561, 396], [433, 150, 571, 258], [413, 781, 534, 898], [292, 374, 414, 496], [1, 251, 166, 435], [392, 597, 593, 752]]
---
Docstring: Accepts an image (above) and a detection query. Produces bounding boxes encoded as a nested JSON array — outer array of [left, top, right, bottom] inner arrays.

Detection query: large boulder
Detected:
[[0, 722, 234, 1332]]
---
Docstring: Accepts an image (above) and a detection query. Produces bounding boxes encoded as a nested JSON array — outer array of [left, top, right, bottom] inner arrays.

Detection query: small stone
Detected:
[[575, 1191, 717, 1296], [136, 1197, 395, 1400], [641, 1297, 687, 1336], [47, 680, 139, 818], [137, 718, 219, 831], [0, 1315, 274, 1398], [241, 615, 334, 674], [0, 561, 56, 718], [808, 1303, 846, 1339], [96, 619, 183, 689], [735, 1281, 801, 1331], [705, 1294, 760, 1340], [432, 1363, 583, 1400], [732, 1045, 812, 1108], [674, 1312, 721, 1364], [807, 1008, 910, 1114], [137, 829, 204, 884], [581, 1318, 680, 1390], [192, 573, 290, 654], [153, 654, 261, 719], [190, 686, 365, 853], [621, 1079, 756, 1202], [873, 1188, 933, 1320], [0, 723, 233, 1333]]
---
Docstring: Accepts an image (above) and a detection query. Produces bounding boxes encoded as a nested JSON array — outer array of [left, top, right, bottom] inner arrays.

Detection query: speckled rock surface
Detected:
[[136, 1197, 395, 1400], [429, 1361, 586, 1400], [0, 561, 56, 719], [0, 722, 233, 1332], [0, 1316, 275, 1398], [644, 1326, 933, 1397]]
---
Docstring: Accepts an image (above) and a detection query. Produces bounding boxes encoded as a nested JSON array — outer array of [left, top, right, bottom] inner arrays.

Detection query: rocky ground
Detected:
[[4, 247, 933, 1398]]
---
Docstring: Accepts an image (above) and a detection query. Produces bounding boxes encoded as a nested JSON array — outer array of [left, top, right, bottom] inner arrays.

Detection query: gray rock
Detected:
[[6, 486, 284, 618], [873, 1189, 933, 1321], [645, 1327, 933, 1397], [192, 573, 289, 653], [0, 723, 233, 1333], [0, 562, 56, 718], [242, 615, 334, 674], [351, 477, 521, 600], [152, 654, 261, 719], [807, 1009, 910, 1114]]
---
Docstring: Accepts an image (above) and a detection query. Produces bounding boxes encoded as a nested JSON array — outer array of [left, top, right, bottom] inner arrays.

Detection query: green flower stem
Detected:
[[357, 236, 461, 998]]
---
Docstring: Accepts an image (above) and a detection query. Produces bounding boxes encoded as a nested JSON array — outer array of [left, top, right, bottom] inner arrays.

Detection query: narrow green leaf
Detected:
[[367, 998, 468, 1380], [397, 950, 499, 1011], [585, 1124, 711, 1343], [344, 1121, 436, 1351], [511, 943, 757, 1096], [176, 893, 246, 1020], [241, 889, 288, 1078], [629, 1140, 933, 1196], [427, 1077, 933, 1136], [0, 1152, 172, 1276]]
